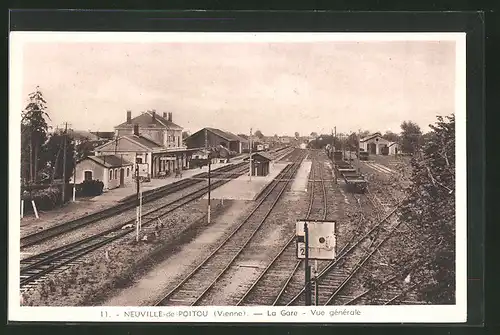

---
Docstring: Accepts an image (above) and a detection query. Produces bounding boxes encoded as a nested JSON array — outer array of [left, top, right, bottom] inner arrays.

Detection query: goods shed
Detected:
[[244, 152, 273, 177]]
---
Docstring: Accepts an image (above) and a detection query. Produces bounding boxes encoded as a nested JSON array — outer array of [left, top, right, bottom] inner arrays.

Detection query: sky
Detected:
[[19, 38, 456, 137]]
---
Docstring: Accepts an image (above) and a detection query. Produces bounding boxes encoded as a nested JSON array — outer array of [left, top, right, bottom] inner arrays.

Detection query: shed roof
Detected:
[[244, 151, 274, 162], [360, 132, 383, 142], [115, 112, 183, 130], [81, 155, 134, 168]]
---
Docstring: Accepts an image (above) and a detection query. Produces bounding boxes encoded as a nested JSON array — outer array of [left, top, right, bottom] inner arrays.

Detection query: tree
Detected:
[[254, 130, 264, 139], [42, 131, 76, 182], [182, 131, 190, 140], [294, 132, 300, 139], [21, 87, 50, 184], [382, 131, 400, 143], [399, 114, 455, 304], [400, 121, 423, 154], [310, 132, 318, 138]]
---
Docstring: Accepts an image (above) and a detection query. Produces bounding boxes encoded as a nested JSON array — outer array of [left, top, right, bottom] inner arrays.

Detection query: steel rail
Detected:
[[237, 151, 330, 306], [20, 163, 246, 248], [153, 151, 305, 307], [20, 166, 249, 288]]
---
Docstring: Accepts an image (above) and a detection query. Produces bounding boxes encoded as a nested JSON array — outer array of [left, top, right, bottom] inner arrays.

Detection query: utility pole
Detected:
[[334, 126, 337, 150], [205, 129, 211, 224], [304, 221, 311, 306], [135, 158, 140, 242], [358, 129, 361, 165], [249, 128, 253, 181], [61, 122, 68, 206]]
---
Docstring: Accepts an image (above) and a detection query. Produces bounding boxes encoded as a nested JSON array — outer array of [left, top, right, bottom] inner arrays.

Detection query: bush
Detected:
[[21, 186, 62, 212], [78, 180, 104, 197]]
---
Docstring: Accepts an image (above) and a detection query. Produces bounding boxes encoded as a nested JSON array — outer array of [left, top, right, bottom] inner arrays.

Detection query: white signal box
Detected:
[[137, 163, 149, 178], [296, 220, 336, 260]]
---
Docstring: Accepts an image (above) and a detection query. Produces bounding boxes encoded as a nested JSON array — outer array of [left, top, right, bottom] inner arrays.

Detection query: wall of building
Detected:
[[74, 159, 105, 184]]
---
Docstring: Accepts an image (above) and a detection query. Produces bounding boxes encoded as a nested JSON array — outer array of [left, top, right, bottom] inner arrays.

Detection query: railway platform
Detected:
[[290, 159, 312, 193], [204, 162, 289, 201], [20, 163, 233, 231]]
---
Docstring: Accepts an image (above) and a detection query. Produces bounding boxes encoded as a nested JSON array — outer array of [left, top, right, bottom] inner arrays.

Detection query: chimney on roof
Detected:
[[126, 110, 132, 123], [168, 112, 172, 122], [133, 124, 139, 136], [152, 110, 156, 121], [163, 112, 168, 118]]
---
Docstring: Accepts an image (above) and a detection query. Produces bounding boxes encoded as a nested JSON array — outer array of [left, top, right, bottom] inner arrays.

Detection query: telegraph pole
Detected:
[[249, 128, 253, 181], [357, 129, 361, 164], [135, 158, 140, 242], [61, 122, 68, 206], [304, 221, 312, 306], [205, 129, 211, 224]]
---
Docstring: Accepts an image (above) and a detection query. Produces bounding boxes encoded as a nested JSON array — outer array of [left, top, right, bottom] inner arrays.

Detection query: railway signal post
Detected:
[[297, 219, 337, 306], [135, 163, 140, 242]]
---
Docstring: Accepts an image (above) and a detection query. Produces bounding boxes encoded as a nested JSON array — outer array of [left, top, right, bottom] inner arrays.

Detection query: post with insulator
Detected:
[[304, 221, 312, 306]]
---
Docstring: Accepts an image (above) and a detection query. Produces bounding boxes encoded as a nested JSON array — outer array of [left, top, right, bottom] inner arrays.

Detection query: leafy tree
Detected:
[[310, 132, 318, 138], [400, 121, 423, 154], [21, 87, 50, 184], [359, 130, 371, 139], [382, 131, 400, 143], [399, 115, 455, 304], [182, 131, 190, 140], [42, 131, 76, 182], [294, 132, 300, 139], [254, 130, 264, 139]]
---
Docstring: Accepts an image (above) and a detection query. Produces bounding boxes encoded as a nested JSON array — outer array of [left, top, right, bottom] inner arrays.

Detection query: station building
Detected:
[[73, 155, 134, 191], [94, 110, 197, 179]]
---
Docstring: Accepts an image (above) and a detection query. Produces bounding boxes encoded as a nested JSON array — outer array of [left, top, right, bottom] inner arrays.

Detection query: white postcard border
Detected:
[[9, 32, 467, 323]]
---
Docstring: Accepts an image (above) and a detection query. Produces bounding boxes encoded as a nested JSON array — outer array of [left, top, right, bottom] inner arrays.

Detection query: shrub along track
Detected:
[[153, 150, 306, 307]]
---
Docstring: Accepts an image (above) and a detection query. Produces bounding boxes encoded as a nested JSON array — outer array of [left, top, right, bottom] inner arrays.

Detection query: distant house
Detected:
[[73, 155, 134, 191], [388, 142, 399, 155], [359, 132, 393, 155]]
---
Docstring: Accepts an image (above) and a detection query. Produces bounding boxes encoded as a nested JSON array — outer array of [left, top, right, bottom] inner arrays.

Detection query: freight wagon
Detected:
[[334, 159, 367, 193]]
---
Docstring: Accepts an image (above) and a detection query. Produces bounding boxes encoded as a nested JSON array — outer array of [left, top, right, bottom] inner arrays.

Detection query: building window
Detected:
[[109, 170, 113, 180], [127, 168, 130, 177], [84, 171, 93, 181], [114, 169, 118, 179], [136, 157, 143, 164]]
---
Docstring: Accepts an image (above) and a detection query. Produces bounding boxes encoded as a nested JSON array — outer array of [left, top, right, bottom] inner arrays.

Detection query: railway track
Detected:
[[22, 147, 296, 248], [236, 150, 330, 306], [20, 163, 246, 248], [20, 164, 250, 290], [282, 196, 408, 306], [153, 151, 306, 307]]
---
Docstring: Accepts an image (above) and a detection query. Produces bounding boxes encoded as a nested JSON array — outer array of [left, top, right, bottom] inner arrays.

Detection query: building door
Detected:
[[368, 143, 377, 155], [120, 168, 124, 186], [84, 171, 93, 181]]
